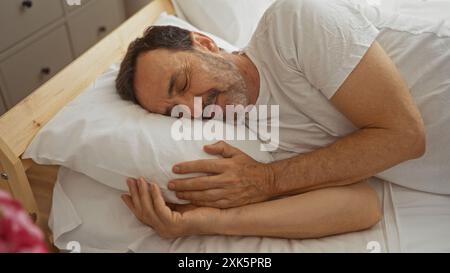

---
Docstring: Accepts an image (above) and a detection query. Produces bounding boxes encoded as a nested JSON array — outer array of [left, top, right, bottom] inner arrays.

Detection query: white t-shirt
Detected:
[[244, 0, 450, 194]]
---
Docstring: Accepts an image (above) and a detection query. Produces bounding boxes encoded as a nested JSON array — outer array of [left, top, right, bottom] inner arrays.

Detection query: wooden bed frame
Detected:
[[0, 0, 175, 222]]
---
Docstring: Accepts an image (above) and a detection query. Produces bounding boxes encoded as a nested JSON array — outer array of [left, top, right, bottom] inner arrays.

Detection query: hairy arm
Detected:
[[269, 42, 426, 196]]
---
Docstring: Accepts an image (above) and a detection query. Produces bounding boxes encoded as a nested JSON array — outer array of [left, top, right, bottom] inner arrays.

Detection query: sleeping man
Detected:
[[113, 0, 439, 239]]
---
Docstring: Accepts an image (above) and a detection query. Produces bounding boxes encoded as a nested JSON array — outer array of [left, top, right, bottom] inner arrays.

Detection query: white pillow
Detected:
[[23, 65, 273, 204], [23, 15, 272, 204], [172, 0, 275, 48]]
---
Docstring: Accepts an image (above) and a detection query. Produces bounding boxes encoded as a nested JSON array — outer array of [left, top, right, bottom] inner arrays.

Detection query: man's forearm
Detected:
[[269, 127, 424, 196], [205, 182, 381, 239]]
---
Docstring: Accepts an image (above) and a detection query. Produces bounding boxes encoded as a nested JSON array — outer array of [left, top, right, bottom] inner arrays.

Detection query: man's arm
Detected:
[[168, 42, 425, 209], [211, 181, 381, 239], [123, 178, 381, 239], [270, 42, 426, 196]]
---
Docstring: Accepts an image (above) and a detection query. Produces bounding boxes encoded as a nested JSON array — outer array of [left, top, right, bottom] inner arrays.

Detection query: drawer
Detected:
[[0, 0, 64, 52], [68, 0, 125, 57], [0, 89, 6, 116], [62, 0, 92, 13], [0, 26, 73, 108]]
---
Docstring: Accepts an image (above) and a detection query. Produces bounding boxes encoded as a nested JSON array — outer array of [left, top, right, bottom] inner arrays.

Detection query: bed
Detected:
[[0, 0, 449, 252]]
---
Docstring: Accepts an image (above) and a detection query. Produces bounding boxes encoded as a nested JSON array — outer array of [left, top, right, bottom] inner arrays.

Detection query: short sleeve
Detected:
[[271, 0, 380, 99]]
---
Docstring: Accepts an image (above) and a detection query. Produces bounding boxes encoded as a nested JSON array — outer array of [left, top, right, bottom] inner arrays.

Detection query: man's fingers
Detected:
[[121, 195, 135, 214], [173, 159, 227, 175], [127, 178, 142, 215], [150, 183, 173, 223], [169, 175, 227, 192], [204, 141, 242, 158], [137, 178, 157, 219], [136, 178, 166, 229]]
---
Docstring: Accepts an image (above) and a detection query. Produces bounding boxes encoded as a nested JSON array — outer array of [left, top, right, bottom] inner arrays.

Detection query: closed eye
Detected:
[[177, 64, 190, 96]]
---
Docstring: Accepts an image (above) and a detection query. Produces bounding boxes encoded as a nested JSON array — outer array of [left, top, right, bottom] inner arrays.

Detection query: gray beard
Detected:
[[194, 50, 249, 107]]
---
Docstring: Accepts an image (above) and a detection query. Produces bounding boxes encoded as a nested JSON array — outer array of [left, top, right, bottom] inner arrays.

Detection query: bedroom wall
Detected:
[[124, 0, 153, 17]]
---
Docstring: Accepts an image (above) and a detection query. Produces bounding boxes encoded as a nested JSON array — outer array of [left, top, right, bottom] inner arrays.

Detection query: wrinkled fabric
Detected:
[[245, 0, 450, 194], [51, 167, 391, 253]]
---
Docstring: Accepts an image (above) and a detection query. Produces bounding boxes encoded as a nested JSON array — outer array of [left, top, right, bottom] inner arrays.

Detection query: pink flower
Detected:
[[0, 190, 48, 253]]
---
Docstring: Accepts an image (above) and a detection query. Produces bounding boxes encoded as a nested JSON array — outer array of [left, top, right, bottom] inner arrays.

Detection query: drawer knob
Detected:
[[41, 67, 51, 75], [98, 26, 107, 34], [22, 0, 33, 8]]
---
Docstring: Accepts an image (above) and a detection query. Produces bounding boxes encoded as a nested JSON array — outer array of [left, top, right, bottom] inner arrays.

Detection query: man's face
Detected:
[[134, 36, 249, 119]]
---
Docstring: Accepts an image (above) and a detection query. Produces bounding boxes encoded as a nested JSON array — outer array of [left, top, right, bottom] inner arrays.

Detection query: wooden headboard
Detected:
[[0, 0, 175, 219]]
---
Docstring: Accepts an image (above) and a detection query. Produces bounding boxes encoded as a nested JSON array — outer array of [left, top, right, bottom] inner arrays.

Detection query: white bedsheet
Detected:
[[389, 184, 450, 252], [50, 167, 403, 253], [379, 0, 450, 22], [49, 168, 450, 252]]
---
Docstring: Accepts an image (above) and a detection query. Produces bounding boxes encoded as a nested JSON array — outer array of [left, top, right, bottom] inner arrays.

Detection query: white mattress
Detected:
[[47, 167, 447, 253]]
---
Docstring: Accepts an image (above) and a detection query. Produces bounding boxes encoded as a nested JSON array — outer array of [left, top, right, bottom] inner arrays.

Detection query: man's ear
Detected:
[[191, 32, 220, 53]]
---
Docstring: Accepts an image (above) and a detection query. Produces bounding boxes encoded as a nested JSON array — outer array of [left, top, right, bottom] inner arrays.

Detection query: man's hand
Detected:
[[122, 177, 221, 239], [169, 141, 276, 209]]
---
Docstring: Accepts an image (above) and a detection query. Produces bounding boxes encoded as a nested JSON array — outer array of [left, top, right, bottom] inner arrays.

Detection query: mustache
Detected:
[[203, 89, 220, 109], [202, 89, 221, 120]]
